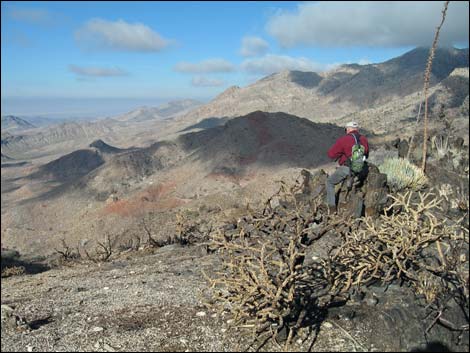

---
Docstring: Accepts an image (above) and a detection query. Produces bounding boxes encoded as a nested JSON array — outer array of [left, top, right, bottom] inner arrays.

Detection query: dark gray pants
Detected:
[[326, 166, 350, 206]]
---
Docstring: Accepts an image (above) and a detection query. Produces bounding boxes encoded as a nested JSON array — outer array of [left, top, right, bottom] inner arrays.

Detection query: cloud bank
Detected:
[[9, 8, 53, 26], [69, 65, 129, 77], [191, 76, 225, 87], [241, 54, 333, 75], [174, 59, 235, 73], [75, 18, 172, 52], [240, 36, 269, 57], [267, 1, 469, 48]]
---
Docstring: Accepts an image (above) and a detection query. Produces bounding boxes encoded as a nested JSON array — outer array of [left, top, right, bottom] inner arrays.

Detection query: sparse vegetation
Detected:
[[204, 181, 332, 349], [83, 233, 117, 263], [204, 171, 469, 350], [54, 239, 81, 263], [431, 134, 450, 159], [1, 265, 25, 278], [330, 190, 468, 297]]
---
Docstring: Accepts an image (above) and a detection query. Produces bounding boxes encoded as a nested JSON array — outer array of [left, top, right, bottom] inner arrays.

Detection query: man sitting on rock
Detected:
[[326, 121, 369, 214]]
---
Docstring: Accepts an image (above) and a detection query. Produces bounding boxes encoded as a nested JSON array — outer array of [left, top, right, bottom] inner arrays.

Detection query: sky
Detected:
[[1, 1, 469, 119]]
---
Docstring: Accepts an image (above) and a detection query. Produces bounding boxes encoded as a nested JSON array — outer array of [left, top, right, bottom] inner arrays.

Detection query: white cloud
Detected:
[[240, 36, 269, 57], [241, 54, 331, 75], [9, 8, 53, 25], [267, 1, 469, 48], [174, 59, 235, 73], [69, 65, 128, 77], [75, 18, 172, 52], [191, 76, 225, 87]]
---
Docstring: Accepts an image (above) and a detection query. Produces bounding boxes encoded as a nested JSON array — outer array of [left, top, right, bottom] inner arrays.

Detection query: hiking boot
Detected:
[[328, 205, 337, 215]]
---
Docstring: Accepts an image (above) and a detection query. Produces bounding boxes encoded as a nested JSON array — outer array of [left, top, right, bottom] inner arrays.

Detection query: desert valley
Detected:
[[2, 42, 469, 352]]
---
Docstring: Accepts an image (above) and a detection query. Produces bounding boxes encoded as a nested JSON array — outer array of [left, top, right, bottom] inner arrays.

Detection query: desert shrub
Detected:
[[1, 265, 25, 278], [83, 234, 117, 263], [330, 189, 469, 332], [205, 172, 469, 349], [330, 190, 466, 291], [204, 180, 333, 349], [54, 239, 81, 264], [378, 157, 428, 191]]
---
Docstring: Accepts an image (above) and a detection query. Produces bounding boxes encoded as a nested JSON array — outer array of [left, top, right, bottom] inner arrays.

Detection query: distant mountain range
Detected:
[[28, 111, 345, 192], [1, 120, 116, 156], [0, 99, 203, 157], [1, 47, 468, 160], [1, 152, 13, 162], [1, 115, 36, 132], [113, 99, 202, 122], [1, 47, 469, 262], [178, 47, 468, 127]]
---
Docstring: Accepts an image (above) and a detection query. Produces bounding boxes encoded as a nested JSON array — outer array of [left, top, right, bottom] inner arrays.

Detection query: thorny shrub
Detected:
[[204, 173, 469, 350], [204, 180, 333, 349]]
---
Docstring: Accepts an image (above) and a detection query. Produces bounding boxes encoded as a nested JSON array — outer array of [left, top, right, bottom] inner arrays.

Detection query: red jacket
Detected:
[[328, 133, 369, 166]]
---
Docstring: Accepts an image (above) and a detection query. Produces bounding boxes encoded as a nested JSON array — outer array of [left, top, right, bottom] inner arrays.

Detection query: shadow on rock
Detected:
[[1, 250, 50, 277], [410, 341, 452, 352]]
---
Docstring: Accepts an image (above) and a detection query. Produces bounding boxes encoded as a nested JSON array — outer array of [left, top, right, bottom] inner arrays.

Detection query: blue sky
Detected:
[[1, 1, 468, 118]]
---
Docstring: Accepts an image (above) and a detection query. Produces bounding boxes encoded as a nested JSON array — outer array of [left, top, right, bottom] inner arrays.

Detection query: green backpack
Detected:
[[350, 133, 365, 174]]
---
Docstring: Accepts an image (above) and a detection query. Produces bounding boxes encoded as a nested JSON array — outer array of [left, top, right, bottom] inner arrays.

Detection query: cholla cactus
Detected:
[[379, 158, 428, 191]]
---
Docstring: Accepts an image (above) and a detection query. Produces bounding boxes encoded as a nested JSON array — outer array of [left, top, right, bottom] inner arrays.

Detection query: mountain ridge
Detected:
[[177, 47, 468, 127]]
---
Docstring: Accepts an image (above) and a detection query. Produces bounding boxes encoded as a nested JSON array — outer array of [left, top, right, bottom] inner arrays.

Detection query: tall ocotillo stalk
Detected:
[[421, 0, 450, 172]]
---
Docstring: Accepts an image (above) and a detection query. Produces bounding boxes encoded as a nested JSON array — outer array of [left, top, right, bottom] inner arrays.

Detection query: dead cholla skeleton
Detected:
[[175, 211, 208, 245], [205, 169, 469, 348], [330, 190, 467, 290], [205, 179, 334, 348], [139, 211, 207, 249], [330, 189, 469, 332]]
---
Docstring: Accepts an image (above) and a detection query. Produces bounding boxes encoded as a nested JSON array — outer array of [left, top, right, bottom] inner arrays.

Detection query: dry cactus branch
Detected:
[[140, 218, 162, 247], [204, 177, 333, 348], [330, 189, 466, 296], [204, 171, 468, 349]]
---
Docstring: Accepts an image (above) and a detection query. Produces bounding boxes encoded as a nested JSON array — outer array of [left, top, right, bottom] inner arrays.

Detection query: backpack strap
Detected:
[[349, 133, 361, 146]]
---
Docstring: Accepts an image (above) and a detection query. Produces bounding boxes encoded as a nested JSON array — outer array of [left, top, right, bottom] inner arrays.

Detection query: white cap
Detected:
[[345, 121, 359, 129]]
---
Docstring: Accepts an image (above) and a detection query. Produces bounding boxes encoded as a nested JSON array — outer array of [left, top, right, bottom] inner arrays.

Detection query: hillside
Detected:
[[113, 99, 202, 122], [177, 47, 468, 127], [1, 120, 118, 158], [339, 66, 469, 139], [3, 242, 462, 352], [1, 58, 469, 353], [1, 48, 467, 163], [1, 111, 346, 256], [1, 115, 36, 132], [1, 152, 13, 162]]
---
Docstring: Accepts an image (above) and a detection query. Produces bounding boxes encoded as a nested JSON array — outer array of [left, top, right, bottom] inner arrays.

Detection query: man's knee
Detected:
[[328, 167, 350, 185]]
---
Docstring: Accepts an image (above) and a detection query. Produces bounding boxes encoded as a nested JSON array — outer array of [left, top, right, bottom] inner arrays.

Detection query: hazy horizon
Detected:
[[0, 96, 209, 120], [3, 1, 468, 117], [2, 1, 468, 120]]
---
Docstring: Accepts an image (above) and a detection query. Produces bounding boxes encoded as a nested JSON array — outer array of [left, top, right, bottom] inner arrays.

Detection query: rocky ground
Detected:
[[2, 238, 468, 352], [2, 123, 469, 352]]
